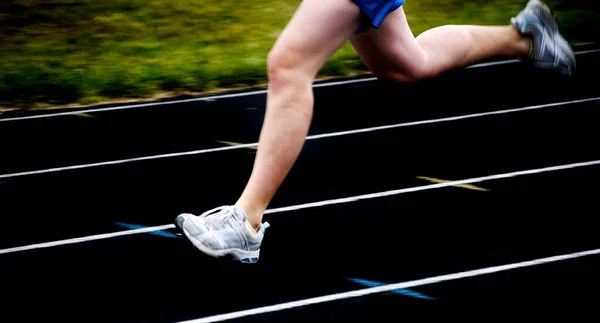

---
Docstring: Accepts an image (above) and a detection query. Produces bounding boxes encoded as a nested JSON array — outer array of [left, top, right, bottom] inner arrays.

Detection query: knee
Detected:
[[266, 45, 308, 91]]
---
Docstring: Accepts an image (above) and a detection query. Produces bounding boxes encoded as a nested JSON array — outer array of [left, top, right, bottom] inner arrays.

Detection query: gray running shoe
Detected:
[[511, 0, 576, 77], [175, 206, 269, 263]]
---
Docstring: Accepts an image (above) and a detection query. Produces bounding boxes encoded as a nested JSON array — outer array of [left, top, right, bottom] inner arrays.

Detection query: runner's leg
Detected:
[[175, 0, 362, 262], [235, 0, 362, 228], [350, 0, 574, 82]]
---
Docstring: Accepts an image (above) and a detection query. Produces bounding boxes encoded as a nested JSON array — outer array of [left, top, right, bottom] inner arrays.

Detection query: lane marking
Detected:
[[215, 140, 258, 150], [466, 49, 599, 68], [417, 176, 489, 191], [1, 96, 598, 180], [0, 224, 176, 255], [1, 159, 599, 255], [262, 159, 600, 215], [346, 278, 435, 300], [175, 248, 600, 323], [0, 48, 597, 123], [113, 222, 181, 239]]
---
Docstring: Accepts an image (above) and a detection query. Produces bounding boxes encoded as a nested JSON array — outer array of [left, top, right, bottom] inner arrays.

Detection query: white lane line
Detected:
[[305, 97, 599, 140], [1, 158, 599, 255], [175, 247, 600, 323], [467, 48, 600, 68], [1, 48, 598, 123], [263, 159, 600, 214], [0, 224, 175, 255], [1, 96, 598, 180], [467, 59, 518, 68], [0, 78, 373, 123]]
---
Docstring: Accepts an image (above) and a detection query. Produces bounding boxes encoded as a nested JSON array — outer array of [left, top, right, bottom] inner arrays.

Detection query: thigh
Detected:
[[271, 0, 363, 77], [349, 4, 426, 79]]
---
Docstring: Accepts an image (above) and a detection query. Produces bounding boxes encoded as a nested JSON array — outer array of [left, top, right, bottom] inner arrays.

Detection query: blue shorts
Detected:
[[353, 0, 405, 32]]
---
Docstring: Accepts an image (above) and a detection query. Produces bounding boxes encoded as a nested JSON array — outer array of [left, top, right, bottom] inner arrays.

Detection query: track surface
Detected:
[[1, 44, 600, 322]]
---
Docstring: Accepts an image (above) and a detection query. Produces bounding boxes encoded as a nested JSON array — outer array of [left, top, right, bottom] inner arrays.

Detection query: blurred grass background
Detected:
[[1, 0, 599, 110]]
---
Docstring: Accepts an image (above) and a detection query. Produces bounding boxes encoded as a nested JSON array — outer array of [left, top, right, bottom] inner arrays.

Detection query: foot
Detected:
[[510, 0, 576, 77], [175, 205, 270, 263]]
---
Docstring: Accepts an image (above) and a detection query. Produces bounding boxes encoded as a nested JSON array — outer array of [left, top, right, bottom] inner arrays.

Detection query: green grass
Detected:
[[0, 0, 598, 110]]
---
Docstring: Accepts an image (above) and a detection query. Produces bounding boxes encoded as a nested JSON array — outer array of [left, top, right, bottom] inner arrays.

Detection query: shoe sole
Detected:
[[174, 214, 260, 264]]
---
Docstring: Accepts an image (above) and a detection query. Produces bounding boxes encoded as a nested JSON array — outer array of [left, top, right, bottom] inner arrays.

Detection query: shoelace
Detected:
[[198, 205, 271, 233], [199, 205, 238, 229]]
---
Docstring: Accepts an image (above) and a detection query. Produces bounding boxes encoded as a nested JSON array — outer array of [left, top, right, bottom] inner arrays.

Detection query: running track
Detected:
[[1, 44, 600, 322]]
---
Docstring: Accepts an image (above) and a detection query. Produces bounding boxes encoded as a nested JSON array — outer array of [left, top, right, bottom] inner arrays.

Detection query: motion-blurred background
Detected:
[[1, 0, 598, 111]]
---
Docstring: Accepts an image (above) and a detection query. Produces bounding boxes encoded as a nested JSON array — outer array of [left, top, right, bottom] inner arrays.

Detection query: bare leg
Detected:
[[349, 6, 531, 82], [175, 0, 573, 263], [234, 0, 362, 229]]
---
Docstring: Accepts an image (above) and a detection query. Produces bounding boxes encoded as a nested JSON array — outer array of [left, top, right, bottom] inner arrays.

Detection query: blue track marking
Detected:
[[113, 222, 181, 239], [117, 223, 433, 300], [347, 277, 436, 300]]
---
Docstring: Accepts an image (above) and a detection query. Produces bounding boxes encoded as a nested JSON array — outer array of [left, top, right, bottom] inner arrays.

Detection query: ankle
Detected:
[[511, 26, 532, 57], [519, 36, 533, 57], [234, 202, 265, 229], [246, 220, 263, 233]]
